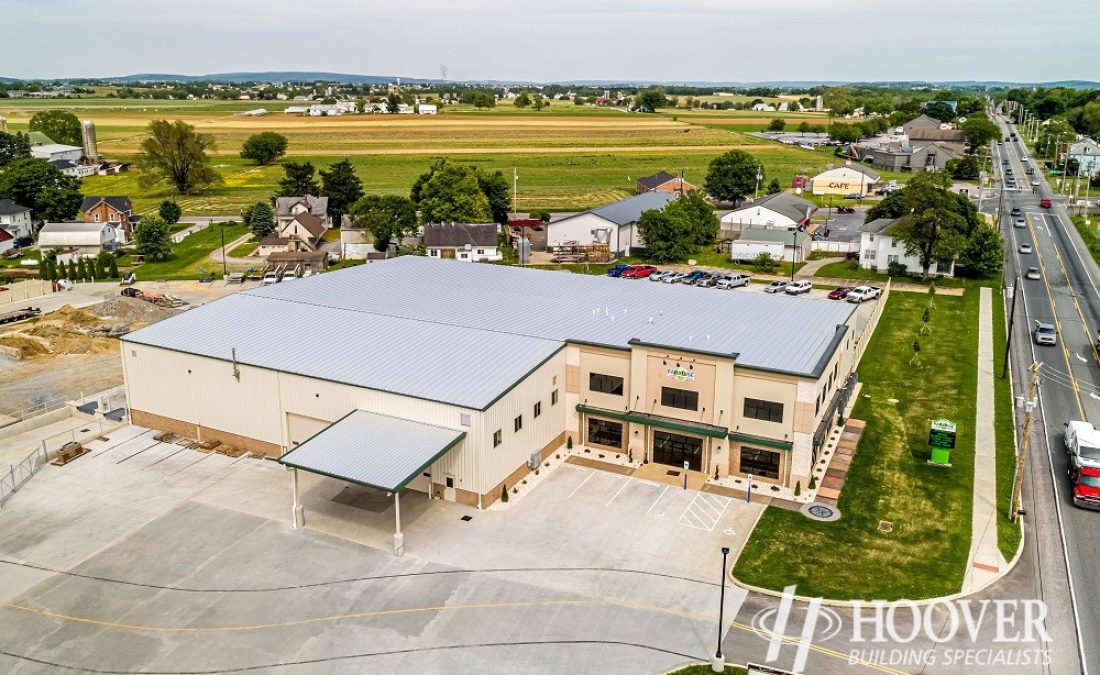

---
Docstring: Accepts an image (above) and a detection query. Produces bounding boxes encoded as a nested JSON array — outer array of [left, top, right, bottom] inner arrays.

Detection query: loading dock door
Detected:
[[652, 431, 703, 471], [287, 413, 333, 447]]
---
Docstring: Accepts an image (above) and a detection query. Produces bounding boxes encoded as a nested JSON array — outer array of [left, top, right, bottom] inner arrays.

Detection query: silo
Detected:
[[0, 116, 7, 133], [81, 119, 101, 163]]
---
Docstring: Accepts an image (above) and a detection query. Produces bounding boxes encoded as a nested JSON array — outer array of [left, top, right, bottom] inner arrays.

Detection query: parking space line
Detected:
[[566, 470, 596, 499], [604, 476, 632, 507], [678, 492, 732, 531], [644, 485, 670, 515]]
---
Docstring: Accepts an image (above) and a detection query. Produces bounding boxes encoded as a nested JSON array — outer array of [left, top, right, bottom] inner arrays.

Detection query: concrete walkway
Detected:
[[962, 286, 1008, 593], [794, 257, 833, 278]]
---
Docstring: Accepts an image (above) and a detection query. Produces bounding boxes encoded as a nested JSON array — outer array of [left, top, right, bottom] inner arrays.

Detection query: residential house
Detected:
[[635, 171, 696, 195], [258, 212, 327, 255], [81, 196, 137, 243], [729, 228, 811, 263], [0, 199, 33, 239], [275, 195, 331, 229], [423, 223, 501, 262], [858, 218, 954, 277], [265, 250, 329, 276], [37, 221, 117, 261], [720, 192, 816, 232], [810, 165, 881, 196], [339, 222, 379, 260], [546, 191, 678, 258], [0, 228, 13, 256], [1068, 138, 1100, 177]]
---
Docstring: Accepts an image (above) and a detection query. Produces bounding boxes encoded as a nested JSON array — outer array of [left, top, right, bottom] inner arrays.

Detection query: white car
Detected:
[[1019, 243, 1033, 254], [1014, 218, 1026, 228], [662, 272, 688, 284], [715, 274, 751, 289], [785, 280, 813, 295], [648, 270, 673, 282], [262, 272, 279, 285], [846, 286, 882, 303], [1025, 266, 1041, 280], [763, 281, 789, 294]]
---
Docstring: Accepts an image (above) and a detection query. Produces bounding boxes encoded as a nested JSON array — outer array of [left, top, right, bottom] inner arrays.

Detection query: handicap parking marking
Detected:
[[678, 492, 731, 532]]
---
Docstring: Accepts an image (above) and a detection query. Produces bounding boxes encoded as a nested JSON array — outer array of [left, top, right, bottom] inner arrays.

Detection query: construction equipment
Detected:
[[0, 306, 41, 325]]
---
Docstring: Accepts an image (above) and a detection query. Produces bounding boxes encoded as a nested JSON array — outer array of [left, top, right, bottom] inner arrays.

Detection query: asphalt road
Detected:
[[994, 113, 1093, 674]]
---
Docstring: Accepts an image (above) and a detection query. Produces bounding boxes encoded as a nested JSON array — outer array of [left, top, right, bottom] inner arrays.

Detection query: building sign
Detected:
[[666, 366, 695, 383], [928, 419, 957, 449], [827, 181, 853, 190]]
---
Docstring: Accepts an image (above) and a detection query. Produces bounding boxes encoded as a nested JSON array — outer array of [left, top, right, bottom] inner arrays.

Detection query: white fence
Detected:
[[1, 385, 126, 425], [811, 240, 860, 253], [0, 279, 51, 305]]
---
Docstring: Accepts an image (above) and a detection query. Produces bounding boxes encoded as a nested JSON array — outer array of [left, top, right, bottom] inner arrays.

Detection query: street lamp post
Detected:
[[219, 222, 227, 278], [711, 546, 731, 673], [791, 230, 798, 283], [754, 168, 763, 200]]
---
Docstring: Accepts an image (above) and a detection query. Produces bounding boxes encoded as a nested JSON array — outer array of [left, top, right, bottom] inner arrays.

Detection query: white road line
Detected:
[[644, 484, 670, 515], [566, 470, 596, 499], [604, 476, 632, 507]]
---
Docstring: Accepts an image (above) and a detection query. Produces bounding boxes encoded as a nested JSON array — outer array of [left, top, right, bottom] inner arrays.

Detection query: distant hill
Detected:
[[105, 71, 439, 85]]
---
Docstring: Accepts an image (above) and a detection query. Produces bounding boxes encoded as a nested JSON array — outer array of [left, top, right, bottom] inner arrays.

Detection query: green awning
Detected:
[[727, 431, 793, 451], [576, 405, 729, 439]]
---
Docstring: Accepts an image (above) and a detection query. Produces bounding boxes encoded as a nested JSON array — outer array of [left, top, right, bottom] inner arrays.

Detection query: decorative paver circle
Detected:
[[801, 501, 842, 522]]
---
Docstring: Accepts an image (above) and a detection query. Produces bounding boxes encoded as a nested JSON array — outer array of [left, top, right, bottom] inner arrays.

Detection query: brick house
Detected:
[[81, 196, 137, 243], [635, 171, 697, 195]]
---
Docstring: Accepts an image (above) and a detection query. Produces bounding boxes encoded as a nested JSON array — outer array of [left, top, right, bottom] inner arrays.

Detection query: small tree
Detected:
[[514, 93, 531, 108], [809, 475, 817, 490], [768, 118, 787, 132], [566, 436, 573, 450], [530, 209, 552, 223], [794, 481, 802, 497], [752, 252, 778, 274], [79, 256, 90, 281], [240, 131, 289, 165], [248, 201, 275, 238], [134, 215, 173, 262], [158, 200, 182, 225], [887, 260, 908, 277], [928, 283, 937, 309], [910, 339, 922, 367], [921, 306, 933, 335], [501, 485, 509, 503], [767, 178, 782, 194], [108, 256, 119, 279]]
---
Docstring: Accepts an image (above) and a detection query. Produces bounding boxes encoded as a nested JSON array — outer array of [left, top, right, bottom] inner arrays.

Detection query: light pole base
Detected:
[[292, 504, 304, 529], [710, 653, 726, 673]]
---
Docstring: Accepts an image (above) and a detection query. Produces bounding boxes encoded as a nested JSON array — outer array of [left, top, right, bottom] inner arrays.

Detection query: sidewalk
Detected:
[[794, 257, 833, 278], [963, 286, 1007, 593]]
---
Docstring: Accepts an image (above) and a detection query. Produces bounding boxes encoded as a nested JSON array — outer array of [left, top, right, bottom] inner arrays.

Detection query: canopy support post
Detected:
[[291, 468, 304, 529], [393, 491, 405, 556]]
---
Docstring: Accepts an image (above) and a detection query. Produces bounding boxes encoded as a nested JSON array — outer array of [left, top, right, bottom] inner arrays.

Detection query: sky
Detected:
[[4, 0, 1098, 83]]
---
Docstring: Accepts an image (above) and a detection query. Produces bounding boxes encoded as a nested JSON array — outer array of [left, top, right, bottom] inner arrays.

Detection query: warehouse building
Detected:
[[121, 257, 871, 544]]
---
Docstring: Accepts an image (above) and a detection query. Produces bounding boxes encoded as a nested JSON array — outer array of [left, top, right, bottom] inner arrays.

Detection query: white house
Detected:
[[810, 164, 880, 197], [31, 143, 84, 163], [546, 192, 678, 258], [751, 103, 776, 112], [37, 221, 116, 259], [0, 199, 33, 239], [340, 226, 379, 260], [1068, 138, 1100, 177], [729, 228, 811, 263], [858, 218, 954, 277], [720, 192, 816, 232], [423, 223, 501, 262], [275, 195, 331, 229], [417, 103, 438, 115], [49, 158, 97, 178]]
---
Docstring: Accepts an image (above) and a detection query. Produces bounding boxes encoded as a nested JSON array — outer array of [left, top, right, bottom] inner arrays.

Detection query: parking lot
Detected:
[[0, 426, 763, 674], [607, 267, 880, 302]]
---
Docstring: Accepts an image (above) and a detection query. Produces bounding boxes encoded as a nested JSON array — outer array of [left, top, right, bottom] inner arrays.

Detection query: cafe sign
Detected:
[[666, 366, 695, 383], [928, 419, 957, 449]]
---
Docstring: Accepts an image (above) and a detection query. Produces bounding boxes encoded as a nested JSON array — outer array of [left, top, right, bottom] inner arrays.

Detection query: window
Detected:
[[476, 249, 485, 255], [514, 415, 523, 432], [661, 386, 699, 411], [460, 413, 471, 427], [493, 429, 502, 447], [533, 401, 542, 418], [864, 249, 876, 260], [551, 389, 559, 406], [744, 397, 784, 423], [887, 254, 899, 264], [589, 372, 624, 395], [94, 213, 100, 222], [587, 418, 623, 448], [652, 431, 703, 471], [429, 250, 438, 256], [552, 375, 558, 385], [739, 446, 781, 480]]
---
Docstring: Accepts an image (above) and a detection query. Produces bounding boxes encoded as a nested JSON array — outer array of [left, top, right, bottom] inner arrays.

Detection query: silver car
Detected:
[[715, 274, 751, 289], [662, 272, 688, 284], [1033, 322, 1057, 346], [648, 270, 673, 282], [695, 273, 717, 288], [1025, 267, 1041, 280]]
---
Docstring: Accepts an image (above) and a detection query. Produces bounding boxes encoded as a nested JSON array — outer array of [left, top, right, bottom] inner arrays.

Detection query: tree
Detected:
[[635, 208, 695, 263], [0, 131, 31, 167], [158, 200, 182, 225], [278, 161, 320, 196], [108, 257, 119, 279], [867, 172, 982, 236], [530, 209, 551, 222], [77, 257, 89, 281], [768, 118, 787, 132], [139, 120, 222, 194], [947, 155, 981, 180], [767, 178, 783, 194], [635, 89, 667, 113], [319, 159, 364, 222], [348, 194, 418, 249], [923, 101, 956, 122], [476, 169, 511, 224], [665, 191, 719, 245], [0, 158, 83, 221], [514, 93, 531, 108], [828, 124, 863, 143], [95, 251, 112, 279], [704, 150, 761, 203], [411, 160, 491, 223], [28, 110, 81, 146], [247, 201, 275, 238], [134, 216, 173, 262], [240, 131, 288, 165], [960, 116, 1000, 153], [956, 224, 1004, 278], [532, 95, 547, 111], [386, 92, 402, 114], [890, 209, 967, 280], [752, 252, 778, 273]]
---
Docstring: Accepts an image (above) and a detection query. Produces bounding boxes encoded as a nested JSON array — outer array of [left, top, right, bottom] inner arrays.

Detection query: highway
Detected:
[[995, 112, 1096, 675]]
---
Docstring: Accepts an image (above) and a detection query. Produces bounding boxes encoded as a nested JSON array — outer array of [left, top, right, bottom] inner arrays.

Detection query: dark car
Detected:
[[836, 206, 856, 214], [12, 236, 33, 249], [606, 264, 631, 277], [828, 287, 852, 300], [1010, 207, 1022, 217], [844, 192, 862, 200], [681, 270, 707, 286]]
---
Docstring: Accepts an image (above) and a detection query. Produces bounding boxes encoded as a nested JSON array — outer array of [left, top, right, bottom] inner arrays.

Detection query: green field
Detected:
[[133, 221, 250, 280]]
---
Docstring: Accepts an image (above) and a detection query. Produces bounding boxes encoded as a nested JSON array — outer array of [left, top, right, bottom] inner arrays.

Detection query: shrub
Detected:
[[794, 481, 802, 497], [566, 436, 573, 450], [752, 252, 778, 274], [887, 260, 908, 277], [809, 475, 817, 490], [501, 485, 508, 503]]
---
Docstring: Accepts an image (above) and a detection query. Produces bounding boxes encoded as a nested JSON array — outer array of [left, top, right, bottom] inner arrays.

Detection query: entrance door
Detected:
[[441, 249, 456, 259], [652, 431, 703, 471]]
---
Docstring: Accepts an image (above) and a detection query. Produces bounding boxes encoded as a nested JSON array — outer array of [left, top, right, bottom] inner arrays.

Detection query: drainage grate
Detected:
[[666, 470, 680, 477], [460, 515, 472, 522], [878, 520, 894, 532]]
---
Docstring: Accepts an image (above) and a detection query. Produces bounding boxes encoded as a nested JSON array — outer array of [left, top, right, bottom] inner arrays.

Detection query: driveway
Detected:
[[0, 426, 761, 674]]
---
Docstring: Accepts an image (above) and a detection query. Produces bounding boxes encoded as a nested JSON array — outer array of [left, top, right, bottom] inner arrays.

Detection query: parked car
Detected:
[[649, 270, 674, 282], [763, 281, 789, 294], [12, 236, 33, 249], [662, 272, 688, 284], [1010, 207, 1022, 217], [1014, 218, 1026, 228], [262, 271, 279, 286], [827, 287, 852, 300], [621, 264, 658, 279], [1019, 243, 1033, 254], [1033, 322, 1058, 346], [1040, 198, 1052, 208], [846, 286, 882, 303], [1071, 467, 1100, 510], [785, 280, 813, 295], [715, 274, 751, 289], [680, 270, 708, 286], [606, 264, 632, 277], [695, 272, 717, 288], [844, 192, 862, 200], [1025, 266, 1041, 280], [836, 205, 856, 214]]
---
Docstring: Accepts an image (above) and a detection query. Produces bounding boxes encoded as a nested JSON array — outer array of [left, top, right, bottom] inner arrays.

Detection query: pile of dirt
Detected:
[[52, 305, 101, 326], [0, 333, 51, 358], [85, 297, 179, 330], [21, 323, 118, 356]]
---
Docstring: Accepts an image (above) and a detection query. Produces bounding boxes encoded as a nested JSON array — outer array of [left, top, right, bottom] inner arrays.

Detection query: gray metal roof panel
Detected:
[[277, 409, 465, 491], [587, 191, 677, 225]]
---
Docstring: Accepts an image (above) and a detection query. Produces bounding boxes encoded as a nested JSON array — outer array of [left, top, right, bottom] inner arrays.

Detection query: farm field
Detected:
[[2, 98, 864, 213]]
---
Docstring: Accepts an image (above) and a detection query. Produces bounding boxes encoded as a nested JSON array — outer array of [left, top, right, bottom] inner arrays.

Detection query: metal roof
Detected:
[[0, 199, 30, 216], [859, 217, 898, 234], [277, 410, 465, 492], [733, 228, 810, 245], [38, 221, 112, 247], [582, 191, 677, 226], [725, 192, 815, 224]]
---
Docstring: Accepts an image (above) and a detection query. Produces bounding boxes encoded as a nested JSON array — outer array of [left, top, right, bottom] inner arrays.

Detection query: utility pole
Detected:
[[1002, 275, 1020, 379], [512, 167, 519, 217], [1011, 363, 1041, 522]]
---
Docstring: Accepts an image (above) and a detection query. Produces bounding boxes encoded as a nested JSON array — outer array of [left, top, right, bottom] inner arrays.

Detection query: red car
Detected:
[[828, 287, 852, 300], [1039, 198, 1052, 209], [621, 265, 658, 279], [1072, 467, 1100, 510]]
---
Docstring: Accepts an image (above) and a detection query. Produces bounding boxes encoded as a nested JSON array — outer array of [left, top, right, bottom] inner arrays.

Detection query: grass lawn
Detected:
[[992, 284, 1024, 560], [814, 260, 967, 288], [667, 665, 747, 675], [734, 289, 981, 599], [229, 241, 258, 257], [134, 221, 250, 280], [1070, 216, 1100, 266]]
